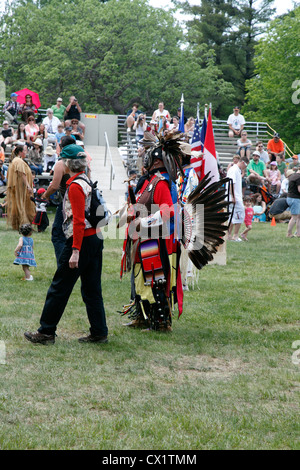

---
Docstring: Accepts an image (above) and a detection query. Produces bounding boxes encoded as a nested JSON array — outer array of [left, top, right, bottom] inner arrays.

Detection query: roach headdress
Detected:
[[143, 131, 186, 181]]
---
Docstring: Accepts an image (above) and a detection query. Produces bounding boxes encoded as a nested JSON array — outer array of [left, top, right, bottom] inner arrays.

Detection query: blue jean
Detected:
[[29, 164, 43, 175], [38, 235, 108, 337], [287, 197, 300, 215]]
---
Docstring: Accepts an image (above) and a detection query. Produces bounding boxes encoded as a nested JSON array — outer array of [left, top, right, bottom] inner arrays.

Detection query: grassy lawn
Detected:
[[0, 211, 299, 450]]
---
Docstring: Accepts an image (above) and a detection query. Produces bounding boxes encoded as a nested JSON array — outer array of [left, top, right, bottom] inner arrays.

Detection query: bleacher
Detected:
[[117, 114, 271, 175], [117, 114, 139, 175], [0, 107, 48, 163], [0, 107, 288, 182]]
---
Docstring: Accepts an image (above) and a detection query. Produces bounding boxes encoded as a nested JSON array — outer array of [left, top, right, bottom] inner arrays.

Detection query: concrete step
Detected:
[[86, 145, 128, 214]]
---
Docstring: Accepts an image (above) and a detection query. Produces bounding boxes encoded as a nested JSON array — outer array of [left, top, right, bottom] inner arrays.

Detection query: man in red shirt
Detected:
[[120, 133, 233, 331], [120, 143, 182, 331], [267, 132, 285, 162]]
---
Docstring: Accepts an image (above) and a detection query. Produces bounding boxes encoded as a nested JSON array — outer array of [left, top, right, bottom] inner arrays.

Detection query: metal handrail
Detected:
[[104, 131, 115, 190]]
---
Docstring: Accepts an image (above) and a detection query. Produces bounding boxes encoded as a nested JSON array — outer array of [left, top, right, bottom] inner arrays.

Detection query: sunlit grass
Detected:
[[0, 213, 299, 450]]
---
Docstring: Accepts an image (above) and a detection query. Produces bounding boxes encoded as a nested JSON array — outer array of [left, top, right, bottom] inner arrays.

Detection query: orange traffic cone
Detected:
[[271, 217, 276, 226]]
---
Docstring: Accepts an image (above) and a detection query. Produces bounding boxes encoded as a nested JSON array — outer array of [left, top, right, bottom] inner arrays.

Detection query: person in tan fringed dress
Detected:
[[6, 145, 36, 230]]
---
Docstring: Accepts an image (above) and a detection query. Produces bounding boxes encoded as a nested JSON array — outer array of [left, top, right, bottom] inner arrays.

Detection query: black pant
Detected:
[[51, 203, 66, 265], [38, 234, 108, 337]]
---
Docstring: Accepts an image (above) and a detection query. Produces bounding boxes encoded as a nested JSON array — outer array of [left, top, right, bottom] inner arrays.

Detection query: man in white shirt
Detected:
[[227, 156, 248, 241], [227, 106, 245, 137], [43, 109, 61, 142], [151, 102, 170, 124], [256, 141, 269, 164]]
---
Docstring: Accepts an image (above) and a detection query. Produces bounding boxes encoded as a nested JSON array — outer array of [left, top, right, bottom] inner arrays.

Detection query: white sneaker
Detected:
[[127, 127, 131, 132], [25, 275, 34, 281]]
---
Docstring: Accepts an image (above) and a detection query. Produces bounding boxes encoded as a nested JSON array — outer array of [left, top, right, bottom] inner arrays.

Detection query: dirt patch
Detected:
[[175, 355, 247, 380], [150, 354, 248, 382]]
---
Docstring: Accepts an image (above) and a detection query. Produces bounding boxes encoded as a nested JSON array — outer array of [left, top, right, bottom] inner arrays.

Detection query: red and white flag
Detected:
[[200, 108, 219, 185]]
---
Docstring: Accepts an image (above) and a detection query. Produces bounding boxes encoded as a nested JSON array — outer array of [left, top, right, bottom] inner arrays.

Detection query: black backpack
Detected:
[[71, 176, 111, 228]]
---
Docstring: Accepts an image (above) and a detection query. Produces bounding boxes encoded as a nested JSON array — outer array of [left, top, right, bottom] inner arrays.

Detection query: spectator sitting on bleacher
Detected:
[[237, 130, 252, 159], [14, 122, 28, 144], [64, 95, 86, 135], [246, 150, 267, 186], [276, 154, 287, 179], [3, 93, 20, 125], [0, 121, 14, 150], [51, 98, 66, 122], [169, 116, 179, 132], [0, 159, 8, 186], [64, 126, 77, 142], [256, 141, 269, 165], [20, 94, 38, 122], [288, 155, 300, 171], [267, 132, 284, 163], [0, 145, 5, 162], [125, 103, 142, 132], [184, 117, 195, 140], [34, 123, 48, 150], [43, 145, 57, 173], [227, 106, 245, 138], [176, 107, 187, 125], [151, 102, 170, 127], [55, 123, 65, 144], [133, 113, 147, 144], [265, 161, 281, 194], [70, 119, 84, 141], [25, 116, 39, 145], [27, 138, 44, 175], [43, 109, 61, 144]]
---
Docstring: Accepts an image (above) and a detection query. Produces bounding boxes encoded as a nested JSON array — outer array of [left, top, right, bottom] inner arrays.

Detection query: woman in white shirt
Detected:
[[133, 114, 147, 144]]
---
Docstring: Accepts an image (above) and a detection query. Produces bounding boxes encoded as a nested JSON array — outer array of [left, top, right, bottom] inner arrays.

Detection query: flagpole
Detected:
[[197, 102, 200, 121], [204, 103, 208, 120], [180, 93, 184, 115], [179, 93, 185, 133]]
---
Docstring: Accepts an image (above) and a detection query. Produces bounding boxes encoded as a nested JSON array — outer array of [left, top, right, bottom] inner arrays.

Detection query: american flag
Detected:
[[190, 117, 203, 181]]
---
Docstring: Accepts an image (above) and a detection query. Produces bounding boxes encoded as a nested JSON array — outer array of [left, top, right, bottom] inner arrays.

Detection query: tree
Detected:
[[176, 0, 275, 116], [244, 6, 300, 152], [0, 0, 234, 116]]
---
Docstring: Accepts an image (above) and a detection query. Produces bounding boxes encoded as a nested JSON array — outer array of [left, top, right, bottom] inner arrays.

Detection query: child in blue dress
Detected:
[[14, 224, 37, 281]]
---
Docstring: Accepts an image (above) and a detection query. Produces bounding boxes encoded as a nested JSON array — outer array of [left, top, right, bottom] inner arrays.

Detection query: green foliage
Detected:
[[0, 0, 234, 116], [244, 6, 300, 152], [177, 0, 276, 116]]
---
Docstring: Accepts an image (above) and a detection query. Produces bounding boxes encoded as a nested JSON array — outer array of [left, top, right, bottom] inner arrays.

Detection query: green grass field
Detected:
[[0, 212, 299, 450]]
